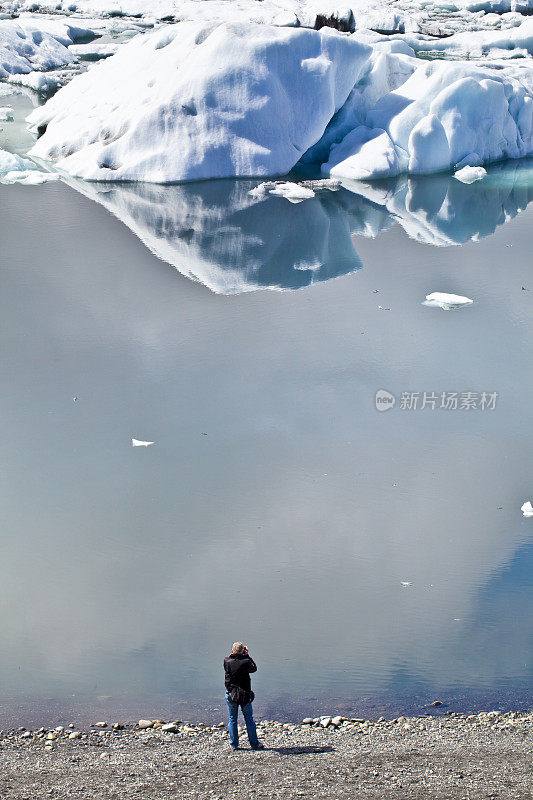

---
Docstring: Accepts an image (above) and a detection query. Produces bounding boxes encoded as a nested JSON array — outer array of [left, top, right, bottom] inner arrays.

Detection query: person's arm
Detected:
[[242, 645, 257, 673]]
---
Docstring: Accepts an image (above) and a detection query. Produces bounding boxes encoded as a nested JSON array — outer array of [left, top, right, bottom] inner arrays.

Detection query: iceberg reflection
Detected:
[[341, 158, 533, 246], [68, 158, 533, 293], [68, 179, 364, 294]]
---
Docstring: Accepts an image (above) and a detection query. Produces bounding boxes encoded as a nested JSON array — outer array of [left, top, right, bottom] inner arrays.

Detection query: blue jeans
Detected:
[[225, 693, 259, 749]]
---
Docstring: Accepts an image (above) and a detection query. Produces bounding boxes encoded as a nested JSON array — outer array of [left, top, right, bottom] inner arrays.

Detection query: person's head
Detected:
[[231, 642, 245, 655]]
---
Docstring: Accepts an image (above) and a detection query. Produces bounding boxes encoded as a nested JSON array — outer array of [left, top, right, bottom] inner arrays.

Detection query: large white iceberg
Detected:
[[28, 22, 370, 182], [24, 19, 533, 182]]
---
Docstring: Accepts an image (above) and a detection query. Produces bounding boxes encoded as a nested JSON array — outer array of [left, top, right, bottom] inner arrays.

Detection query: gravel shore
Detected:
[[0, 710, 532, 799]]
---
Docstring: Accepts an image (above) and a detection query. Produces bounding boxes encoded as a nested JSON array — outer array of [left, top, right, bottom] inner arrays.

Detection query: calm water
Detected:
[[1, 91, 532, 726]]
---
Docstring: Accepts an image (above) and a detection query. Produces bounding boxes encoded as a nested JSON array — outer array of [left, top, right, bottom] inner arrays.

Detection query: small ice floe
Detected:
[[249, 181, 315, 203], [423, 292, 473, 310], [132, 438, 154, 447], [0, 106, 14, 122], [454, 166, 487, 184], [521, 501, 533, 517], [0, 149, 57, 185], [400, 581, 412, 587], [2, 169, 59, 185]]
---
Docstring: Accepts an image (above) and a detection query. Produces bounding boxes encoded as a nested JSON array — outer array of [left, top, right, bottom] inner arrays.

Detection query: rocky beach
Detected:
[[0, 710, 532, 799]]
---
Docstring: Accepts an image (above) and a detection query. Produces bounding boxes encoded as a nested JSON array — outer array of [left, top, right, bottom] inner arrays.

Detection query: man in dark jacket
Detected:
[[223, 642, 263, 751]]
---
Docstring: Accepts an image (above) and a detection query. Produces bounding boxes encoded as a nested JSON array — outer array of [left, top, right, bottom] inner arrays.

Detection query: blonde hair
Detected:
[[231, 642, 245, 654]]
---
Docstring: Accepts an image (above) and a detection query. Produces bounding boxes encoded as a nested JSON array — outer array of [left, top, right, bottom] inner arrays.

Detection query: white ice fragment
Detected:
[[454, 166, 487, 184], [248, 181, 274, 198], [1, 169, 59, 184], [423, 292, 473, 310], [521, 501, 533, 517], [268, 182, 315, 203], [0, 106, 13, 121], [401, 581, 412, 587], [132, 438, 154, 447], [0, 148, 38, 180]]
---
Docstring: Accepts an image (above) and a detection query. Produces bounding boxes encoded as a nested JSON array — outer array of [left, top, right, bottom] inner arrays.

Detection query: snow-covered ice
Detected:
[[1, 168, 59, 183], [423, 292, 474, 309], [132, 439, 155, 447], [24, 17, 533, 183], [0, 147, 36, 176], [28, 22, 370, 182], [0, 19, 75, 79], [521, 501, 533, 516], [322, 59, 533, 180], [454, 165, 487, 182], [0, 106, 14, 121], [69, 41, 119, 58], [0, 146, 59, 183]]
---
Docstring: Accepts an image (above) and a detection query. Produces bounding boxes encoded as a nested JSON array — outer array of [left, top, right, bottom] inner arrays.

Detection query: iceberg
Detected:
[[322, 60, 533, 180], [28, 22, 370, 183], [25, 18, 533, 183], [0, 19, 76, 79]]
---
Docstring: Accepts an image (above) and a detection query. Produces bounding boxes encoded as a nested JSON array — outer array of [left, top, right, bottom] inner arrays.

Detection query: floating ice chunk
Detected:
[[69, 41, 120, 60], [249, 179, 333, 201], [0, 106, 13, 121], [0, 148, 38, 180], [8, 70, 65, 92], [423, 292, 473, 310], [268, 182, 315, 203], [132, 438, 154, 447], [454, 165, 487, 184], [521, 501, 533, 517], [1, 169, 59, 184], [401, 581, 413, 587]]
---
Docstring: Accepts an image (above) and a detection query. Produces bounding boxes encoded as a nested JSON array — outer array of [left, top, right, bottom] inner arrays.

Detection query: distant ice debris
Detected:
[[0, 147, 58, 184], [423, 292, 473, 310], [521, 501, 533, 517], [249, 178, 340, 201], [401, 581, 413, 587], [454, 165, 487, 184], [1, 169, 59, 184], [132, 438, 154, 447], [0, 106, 13, 121], [0, 20, 75, 79], [69, 41, 120, 59]]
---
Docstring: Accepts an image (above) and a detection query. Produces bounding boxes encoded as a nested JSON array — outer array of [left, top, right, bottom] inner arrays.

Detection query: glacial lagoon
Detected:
[[1, 91, 532, 726]]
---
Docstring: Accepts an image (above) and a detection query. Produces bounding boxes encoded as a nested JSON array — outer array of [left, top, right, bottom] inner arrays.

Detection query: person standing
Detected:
[[224, 642, 263, 751]]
